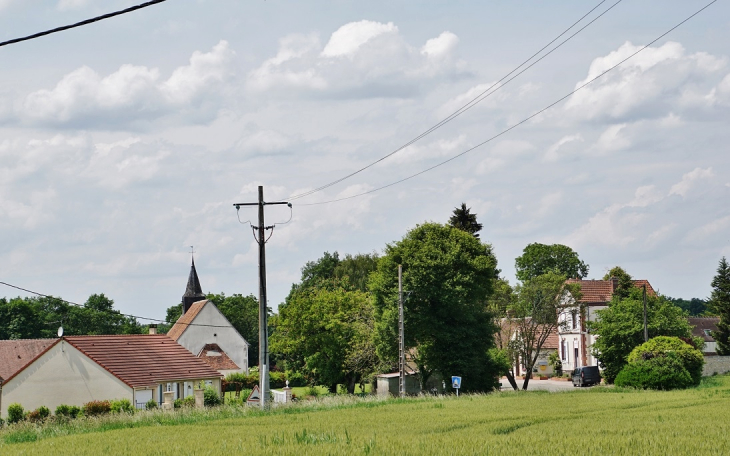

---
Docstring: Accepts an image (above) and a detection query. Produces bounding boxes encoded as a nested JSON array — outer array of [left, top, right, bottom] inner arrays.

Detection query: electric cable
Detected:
[[297, 0, 717, 206], [0, 280, 235, 329], [288, 0, 618, 201], [0, 0, 168, 49]]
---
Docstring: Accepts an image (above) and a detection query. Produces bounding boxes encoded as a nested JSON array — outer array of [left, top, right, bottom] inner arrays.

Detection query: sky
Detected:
[[1, 0, 729, 323]]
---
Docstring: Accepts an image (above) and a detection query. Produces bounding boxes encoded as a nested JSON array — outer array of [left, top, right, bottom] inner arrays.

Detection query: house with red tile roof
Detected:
[[688, 316, 720, 355], [558, 278, 656, 372], [0, 334, 222, 417], [167, 259, 249, 376]]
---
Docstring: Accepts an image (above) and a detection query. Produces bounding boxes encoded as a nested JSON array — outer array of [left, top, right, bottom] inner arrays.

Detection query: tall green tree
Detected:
[[509, 272, 582, 390], [666, 297, 708, 316], [448, 203, 483, 238], [515, 243, 588, 282], [710, 257, 730, 355], [602, 266, 635, 300], [370, 223, 501, 392], [588, 287, 692, 383], [271, 281, 375, 393]]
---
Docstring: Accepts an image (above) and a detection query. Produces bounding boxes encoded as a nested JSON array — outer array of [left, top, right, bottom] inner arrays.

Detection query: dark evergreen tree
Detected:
[[710, 257, 730, 355], [448, 203, 483, 238]]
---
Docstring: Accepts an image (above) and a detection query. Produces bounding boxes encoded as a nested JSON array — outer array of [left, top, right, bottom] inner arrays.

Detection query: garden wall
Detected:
[[703, 356, 730, 377]]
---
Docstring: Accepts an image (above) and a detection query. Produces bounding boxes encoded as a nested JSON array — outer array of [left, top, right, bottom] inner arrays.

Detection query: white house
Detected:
[[167, 258, 249, 375], [558, 278, 656, 372], [0, 334, 222, 417]]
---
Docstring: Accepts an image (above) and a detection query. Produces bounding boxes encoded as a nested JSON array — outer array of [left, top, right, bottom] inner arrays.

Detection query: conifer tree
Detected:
[[710, 257, 730, 355], [448, 203, 483, 238]]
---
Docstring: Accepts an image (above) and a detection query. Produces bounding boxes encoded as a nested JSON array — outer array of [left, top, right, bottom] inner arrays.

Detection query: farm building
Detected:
[[167, 258, 249, 375], [0, 334, 222, 418]]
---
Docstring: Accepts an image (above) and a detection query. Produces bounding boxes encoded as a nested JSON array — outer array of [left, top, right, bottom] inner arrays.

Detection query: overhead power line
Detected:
[[298, 0, 718, 207], [0, 0, 168, 49], [0, 280, 232, 329], [288, 0, 619, 201]]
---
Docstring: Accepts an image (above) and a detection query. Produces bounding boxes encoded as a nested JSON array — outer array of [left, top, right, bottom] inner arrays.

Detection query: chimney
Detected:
[[610, 276, 618, 292], [148, 324, 158, 335]]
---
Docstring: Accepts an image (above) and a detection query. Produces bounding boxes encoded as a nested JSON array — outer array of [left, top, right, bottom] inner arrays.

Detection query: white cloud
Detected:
[[247, 20, 464, 97], [18, 41, 234, 127], [593, 124, 630, 152], [544, 134, 582, 162], [322, 20, 398, 58], [684, 215, 730, 244], [669, 167, 714, 197], [565, 41, 727, 121]]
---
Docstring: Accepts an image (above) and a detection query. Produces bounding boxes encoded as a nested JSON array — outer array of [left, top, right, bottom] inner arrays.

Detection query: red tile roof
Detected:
[[565, 279, 656, 304], [65, 334, 222, 388], [688, 317, 719, 342], [166, 299, 208, 341], [197, 343, 239, 372], [542, 327, 559, 350], [0, 339, 57, 383]]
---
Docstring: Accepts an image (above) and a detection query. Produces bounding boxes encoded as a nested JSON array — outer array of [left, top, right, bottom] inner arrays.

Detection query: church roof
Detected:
[[167, 299, 208, 341], [184, 258, 205, 299]]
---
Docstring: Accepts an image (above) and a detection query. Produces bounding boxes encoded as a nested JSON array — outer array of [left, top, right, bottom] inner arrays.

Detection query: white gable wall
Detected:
[[177, 302, 248, 373], [1, 341, 131, 418]]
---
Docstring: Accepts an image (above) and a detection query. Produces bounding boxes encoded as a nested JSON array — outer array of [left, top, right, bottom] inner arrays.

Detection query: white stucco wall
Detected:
[[1, 341, 131, 418], [177, 302, 248, 373]]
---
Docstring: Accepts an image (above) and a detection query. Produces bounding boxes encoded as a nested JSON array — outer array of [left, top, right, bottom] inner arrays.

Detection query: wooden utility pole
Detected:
[[643, 284, 648, 343], [234, 186, 290, 409], [398, 264, 405, 398]]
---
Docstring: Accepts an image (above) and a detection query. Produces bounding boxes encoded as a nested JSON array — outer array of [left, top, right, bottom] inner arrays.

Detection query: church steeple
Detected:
[[182, 254, 205, 314]]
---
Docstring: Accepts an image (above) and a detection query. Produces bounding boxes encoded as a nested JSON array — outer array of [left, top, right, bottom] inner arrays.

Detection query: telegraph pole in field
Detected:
[[398, 264, 405, 398], [234, 186, 290, 409], [643, 284, 648, 343]]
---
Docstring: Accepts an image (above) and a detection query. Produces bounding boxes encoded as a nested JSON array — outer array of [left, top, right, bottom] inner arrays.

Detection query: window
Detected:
[[571, 310, 578, 330], [561, 340, 566, 361]]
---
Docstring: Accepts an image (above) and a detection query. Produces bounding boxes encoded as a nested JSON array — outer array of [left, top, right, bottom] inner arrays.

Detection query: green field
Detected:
[[3, 376, 730, 455]]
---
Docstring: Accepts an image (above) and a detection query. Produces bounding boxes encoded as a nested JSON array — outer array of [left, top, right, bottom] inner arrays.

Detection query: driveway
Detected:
[[499, 377, 577, 392]]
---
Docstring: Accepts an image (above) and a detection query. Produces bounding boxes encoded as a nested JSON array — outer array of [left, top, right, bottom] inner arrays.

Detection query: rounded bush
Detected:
[[83, 400, 112, 416], [145, 398, 158, 410], [615, 354, 693, 390], [203, 386, 222, 407], [7, 403, 24, 424], [110, 398, 133, 414], [628, 336, 704, 386]]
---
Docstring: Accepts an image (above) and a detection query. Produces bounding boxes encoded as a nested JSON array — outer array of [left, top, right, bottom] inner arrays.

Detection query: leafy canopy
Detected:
[[588, 287, 692, 383], [370, 222, 501, 392], [514, 243, 588, 282]]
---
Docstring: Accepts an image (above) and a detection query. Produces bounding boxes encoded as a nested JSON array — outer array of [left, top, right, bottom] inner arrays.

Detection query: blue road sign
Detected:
[[452, 376, 461, 389]]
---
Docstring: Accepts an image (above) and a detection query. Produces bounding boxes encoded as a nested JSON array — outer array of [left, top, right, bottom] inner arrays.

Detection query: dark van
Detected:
[[572, 366, 601, 387]]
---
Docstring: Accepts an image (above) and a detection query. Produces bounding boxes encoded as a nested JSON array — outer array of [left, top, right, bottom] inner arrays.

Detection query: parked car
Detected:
[[572, 366, 601, 387]]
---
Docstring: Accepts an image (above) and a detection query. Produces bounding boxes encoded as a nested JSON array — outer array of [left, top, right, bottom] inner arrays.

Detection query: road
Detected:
[[499, 377, 580, 392]]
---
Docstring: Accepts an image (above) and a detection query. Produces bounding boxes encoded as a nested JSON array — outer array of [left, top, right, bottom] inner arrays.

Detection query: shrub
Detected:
[[627, 336, 704, 386], [55, 404, 81, 419], [285, 371, 307, 387], [173, 398, 183, 409], [83, 400, 112, 416], [28, 405, 51, 422], [615, 354, 694, 390], [27, 409, 43, 423], [203, 386, 222, 407], [145, 398, 158, 410], [270, 371, 287, 389], [305, 386, 321, 397], [7, 403, 24, 424], [0, 417, 4, 427], [110, 398, 134, 414], [548, 351, 563, 376], [183, 395, 196, 407]]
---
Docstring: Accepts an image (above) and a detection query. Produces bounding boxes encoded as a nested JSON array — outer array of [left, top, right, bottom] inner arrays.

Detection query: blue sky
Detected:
[[1, 0, 728, 320]]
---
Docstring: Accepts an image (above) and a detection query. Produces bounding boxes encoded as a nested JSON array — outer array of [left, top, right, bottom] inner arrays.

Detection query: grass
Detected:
[[2, 375, 730, 455]]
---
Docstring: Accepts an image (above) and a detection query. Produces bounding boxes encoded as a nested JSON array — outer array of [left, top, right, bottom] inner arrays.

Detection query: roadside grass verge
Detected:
[[2, 375, 730, 455]]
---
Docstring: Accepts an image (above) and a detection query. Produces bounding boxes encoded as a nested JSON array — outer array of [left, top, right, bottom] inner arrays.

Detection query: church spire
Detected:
[[182, 250, 205, 314]]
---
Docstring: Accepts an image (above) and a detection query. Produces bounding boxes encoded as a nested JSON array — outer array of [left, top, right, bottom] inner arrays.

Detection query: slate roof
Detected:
[[167, 299, 208, 341], [197, 343, 239, 372], [184, 258, 205, 299], [688, 317, 719, 342], [64, 334, 222, 388], [565, 279, 656, 304], [0, 339, 57, 383]]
